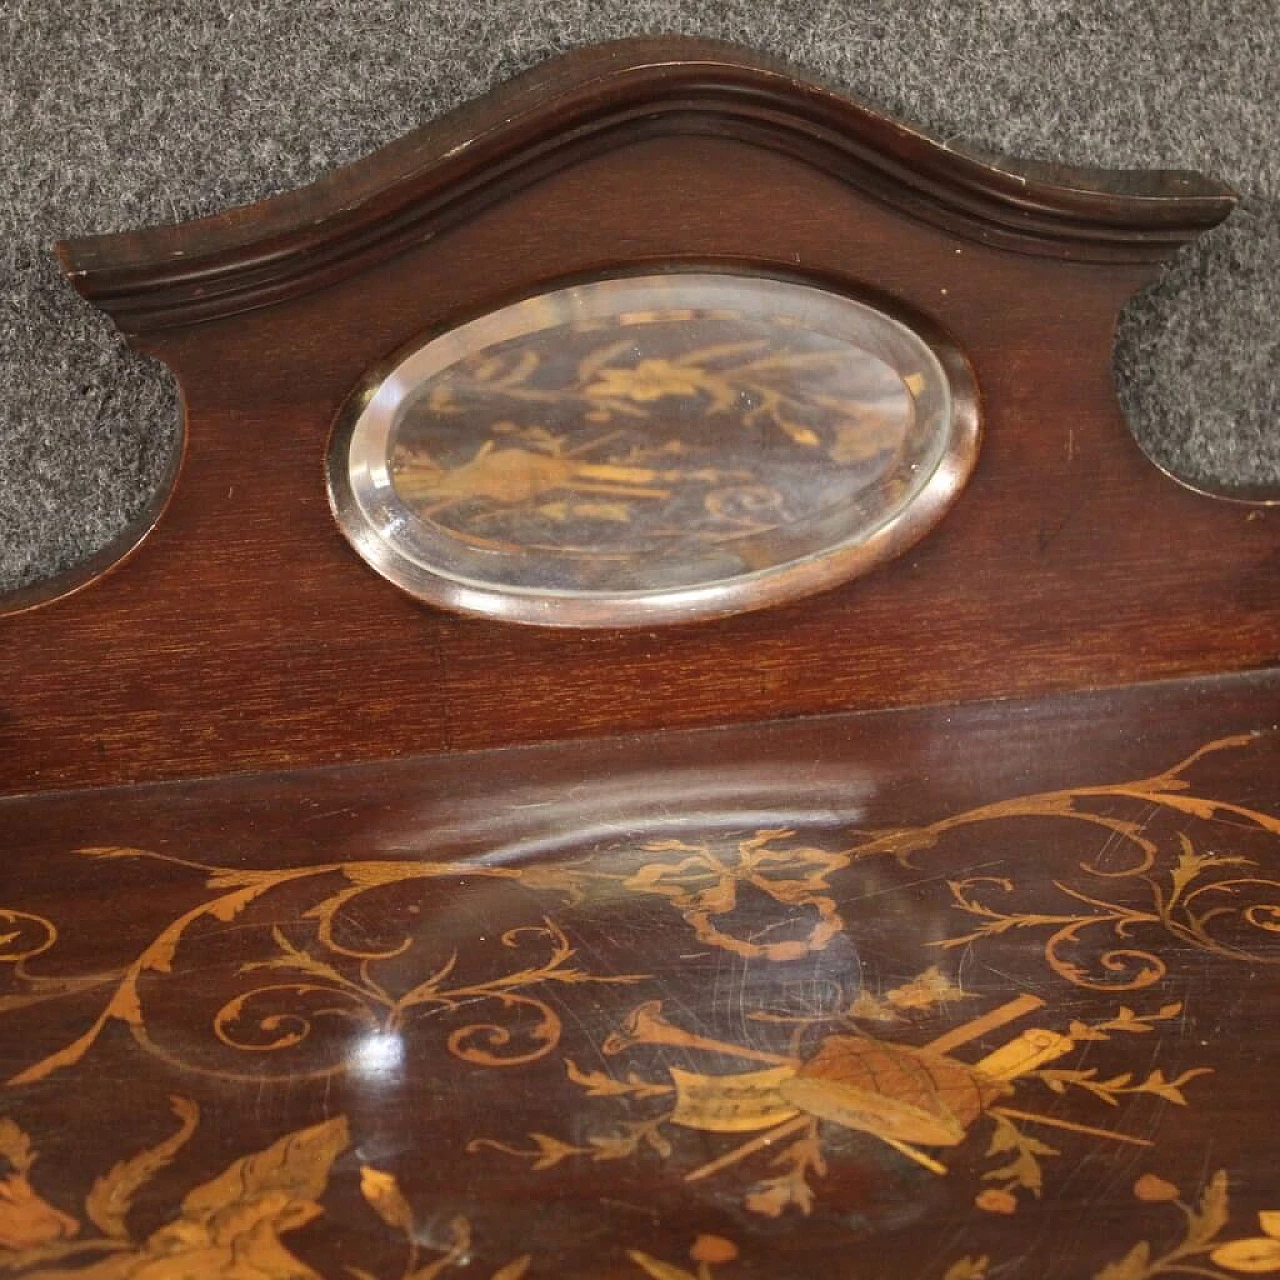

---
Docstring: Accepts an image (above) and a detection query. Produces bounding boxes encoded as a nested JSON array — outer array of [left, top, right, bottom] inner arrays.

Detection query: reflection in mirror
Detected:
[[329, 272, 978, 626]]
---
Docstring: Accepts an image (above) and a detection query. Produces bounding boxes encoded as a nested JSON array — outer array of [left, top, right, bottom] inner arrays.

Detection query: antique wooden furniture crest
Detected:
[[3, 38, 1278, 1280]]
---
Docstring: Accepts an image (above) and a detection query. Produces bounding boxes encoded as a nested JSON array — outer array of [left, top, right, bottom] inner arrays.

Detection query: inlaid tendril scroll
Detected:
[[2, 735, 1279, 1089], [2, 734, 1279, 1277]]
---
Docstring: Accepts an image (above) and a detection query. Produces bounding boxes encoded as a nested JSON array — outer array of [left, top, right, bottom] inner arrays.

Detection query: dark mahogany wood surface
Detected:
[[0, 40, 1272, 795], [55, 37, 1237, 329], [1, 44, 1277, 1275], [3, 672, 1280, 1278]]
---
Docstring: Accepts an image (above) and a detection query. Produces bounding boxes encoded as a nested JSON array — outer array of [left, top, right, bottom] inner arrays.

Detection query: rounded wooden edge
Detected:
[[323, 263, 983, 629], [0, 386, 185, 619], [55, 38, 1236, 333], [1130, 442, 1280, 507]]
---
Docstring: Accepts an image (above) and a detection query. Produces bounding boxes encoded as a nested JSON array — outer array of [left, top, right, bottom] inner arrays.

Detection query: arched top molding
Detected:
[[58, 37, 1236, 333]]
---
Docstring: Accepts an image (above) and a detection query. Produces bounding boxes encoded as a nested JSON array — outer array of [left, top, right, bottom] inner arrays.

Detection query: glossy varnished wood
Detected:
[[2, 674, 1280, 1277], [0, 38, 1268, 792], [3, 38, 1277, 1280], [53, 38, 1236, 332]]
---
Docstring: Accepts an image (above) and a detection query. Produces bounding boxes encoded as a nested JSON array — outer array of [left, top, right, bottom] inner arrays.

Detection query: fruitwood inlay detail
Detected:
[[3, 728, 1279, 1277]]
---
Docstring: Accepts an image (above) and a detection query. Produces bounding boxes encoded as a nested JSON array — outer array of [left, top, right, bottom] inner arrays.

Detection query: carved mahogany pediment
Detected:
[[1, 49, 1274, 1277]]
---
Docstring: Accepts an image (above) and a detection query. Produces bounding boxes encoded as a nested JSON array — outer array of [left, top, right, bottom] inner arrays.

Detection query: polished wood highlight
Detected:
[[0, 40, 1275, 1276], [2, 674, 1279, 1278], [0, 40, 1266, 793]]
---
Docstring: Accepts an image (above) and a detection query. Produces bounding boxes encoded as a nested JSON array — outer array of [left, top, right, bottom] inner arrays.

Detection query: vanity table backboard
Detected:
[[2, 38, 1277, 1280]]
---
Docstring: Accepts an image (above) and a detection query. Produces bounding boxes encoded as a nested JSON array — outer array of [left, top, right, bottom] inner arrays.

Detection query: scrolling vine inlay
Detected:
[[3, 734, 1280, 1276]]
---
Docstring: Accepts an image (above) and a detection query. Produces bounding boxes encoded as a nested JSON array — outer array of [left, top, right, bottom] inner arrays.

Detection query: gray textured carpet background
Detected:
[[2, 0, 1277, 595]]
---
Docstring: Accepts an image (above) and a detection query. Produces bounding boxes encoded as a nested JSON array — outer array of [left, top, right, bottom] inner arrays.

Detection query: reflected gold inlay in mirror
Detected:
[[328, 273, 979, 626]]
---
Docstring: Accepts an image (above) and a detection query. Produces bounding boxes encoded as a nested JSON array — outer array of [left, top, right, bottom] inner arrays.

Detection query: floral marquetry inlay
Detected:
[[15, 27, 1263, 1280], [3, 733, 1280, 1277], [327, 273, 977, 625]]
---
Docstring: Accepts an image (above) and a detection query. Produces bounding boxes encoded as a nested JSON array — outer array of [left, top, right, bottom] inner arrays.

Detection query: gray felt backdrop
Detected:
[[2, 1, 1277, 595]]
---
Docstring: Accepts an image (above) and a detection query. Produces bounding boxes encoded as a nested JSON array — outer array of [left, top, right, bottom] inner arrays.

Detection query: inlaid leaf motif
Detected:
[[85, 1097, 199, 1239], [626, 1236, 739, 1280], [1211, 1237, 1280, 1272], [627, 1254, 697, 1280], [1095, 1004, 1185, 1035], [467, 1133, 592, 1172], [743, 1127, 826, 1218], [1035, 1066, 1210, 1107], [1133, 1174, 1180, 1202], [690, 1238, 738, 1266], [973, 1190, 1017, 1216], [243, 928, 353, 990], [19, 1116, 352, 1280], [180, 1115, 348, 1218], [0, 1174, 79, 1255], [1211, 1207, 1280, 1273], [942, 1258, 989, 1280], [587, 1118, 672, 1162], [205, 881, 283, 926], [0, 1117, 80, 1255], [405, 1215, 470, 1280], [490, 1258, 532, 1280], [846, 989, 899, 1023], [1188, 1170, 1231, 1251], [846, 966, 970, 1023], [1094, 1241, 1151, 1280], [1093, 1170, 1247, 1280], [884, 967, 971, 1013], [981, 1113, 1057, 1195], [358, 1166, 412, 1233], [0, 1120, 33, 1174], [565, 1060, 672, 1100]]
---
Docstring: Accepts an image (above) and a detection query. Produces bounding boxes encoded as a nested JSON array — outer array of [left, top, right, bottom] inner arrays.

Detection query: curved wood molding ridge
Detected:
[[57, 37, 1236, 334]]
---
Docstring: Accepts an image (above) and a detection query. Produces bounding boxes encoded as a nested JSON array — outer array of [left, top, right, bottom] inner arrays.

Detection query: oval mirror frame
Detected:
[[327, 270, 980, 628]]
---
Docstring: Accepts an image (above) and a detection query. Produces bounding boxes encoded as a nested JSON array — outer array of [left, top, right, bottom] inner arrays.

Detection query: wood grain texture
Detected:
[[55, 37, 1235, 333], [0, 41, 1269, 798], [2, 673, 1279, 1278], [3, 42, 1277, 1277]]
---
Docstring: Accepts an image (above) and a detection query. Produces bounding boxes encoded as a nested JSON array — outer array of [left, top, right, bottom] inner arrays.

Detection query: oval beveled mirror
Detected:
[[327, 272, 979, 626]]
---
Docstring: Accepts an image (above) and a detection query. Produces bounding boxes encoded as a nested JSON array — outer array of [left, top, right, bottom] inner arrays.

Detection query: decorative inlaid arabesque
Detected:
[[7, 29, 1265, 1280], [3, 735, 1280, 1278], [328, 273, 976, 626]]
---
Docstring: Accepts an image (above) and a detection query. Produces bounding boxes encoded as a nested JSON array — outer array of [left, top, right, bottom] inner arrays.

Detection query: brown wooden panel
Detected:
[[3, 672, 1280, 1276], [1, 123, 1273, 793], [3, 39, 1276, 1280]]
